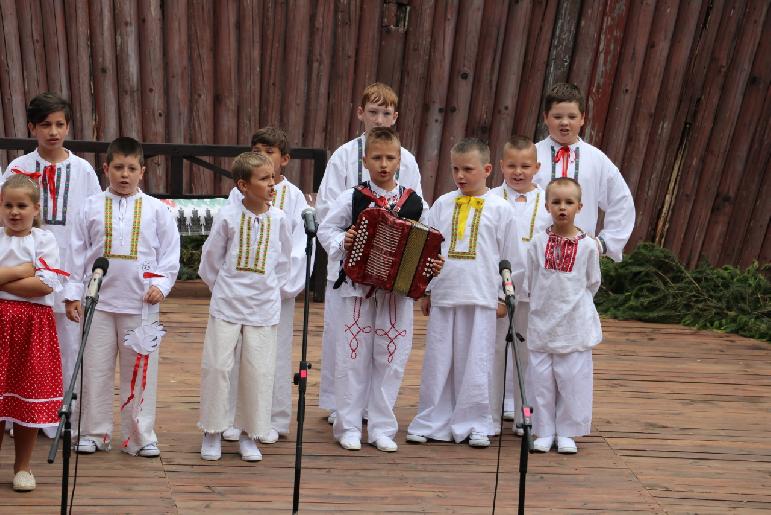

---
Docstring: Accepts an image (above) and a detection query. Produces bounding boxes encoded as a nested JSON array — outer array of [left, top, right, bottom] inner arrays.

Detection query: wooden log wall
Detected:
[[0, 0, 767, 268]]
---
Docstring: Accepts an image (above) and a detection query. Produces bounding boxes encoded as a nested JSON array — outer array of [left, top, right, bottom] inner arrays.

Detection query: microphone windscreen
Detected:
[[499, 260, 511, 273], [93, 256, 110, 275]]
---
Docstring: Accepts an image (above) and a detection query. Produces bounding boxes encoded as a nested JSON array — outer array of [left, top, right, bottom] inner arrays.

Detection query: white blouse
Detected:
[[0, 227, 64, 307]]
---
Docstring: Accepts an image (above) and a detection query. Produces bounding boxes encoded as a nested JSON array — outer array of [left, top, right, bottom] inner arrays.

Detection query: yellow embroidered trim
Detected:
[[521, 191, 540, 242], [236, 212, 271, 274], [277, 185, 287, 211], [104, 197, 142, 260], [448, 198, 483, 260]]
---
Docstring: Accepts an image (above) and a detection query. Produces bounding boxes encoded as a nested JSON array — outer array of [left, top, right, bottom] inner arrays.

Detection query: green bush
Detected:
[[179, 235, 207, 280]]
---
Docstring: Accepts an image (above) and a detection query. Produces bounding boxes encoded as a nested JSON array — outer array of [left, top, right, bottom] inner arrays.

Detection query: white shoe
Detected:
[[533, 435, 554, 453], [222, 426, 241, 441], [327, 411, 337, 425], [42, 426, 57, 439], [259, 428, 279, 444], [137, 443, 161, 457], [12, 470, 36, 491], [75, 437, 97, 454], [374, 436, 398, 452], [339, 432, 361, 451], [513, 426, 525, 437], [502, 411, 515, 421], [405, 433, 427, 444], [469, 432, 490, 448], [557, 436, 578, 454], [239, 435, 263, 462], [201, 432, 222, 461]]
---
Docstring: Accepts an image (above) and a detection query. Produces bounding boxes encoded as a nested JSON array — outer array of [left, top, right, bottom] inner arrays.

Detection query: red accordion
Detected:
[[344, 207, 444, 300]]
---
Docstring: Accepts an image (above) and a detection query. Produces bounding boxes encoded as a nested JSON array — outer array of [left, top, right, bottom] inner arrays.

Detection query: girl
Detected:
[[0, 174, 66, 491]]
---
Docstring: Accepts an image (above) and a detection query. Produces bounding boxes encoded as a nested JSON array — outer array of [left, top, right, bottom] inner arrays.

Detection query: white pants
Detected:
[[225, 298, 295, 435], [318, 281, 341, 411], [528, 349, 593, 438], [408, 305, 496, 442], [42, 313, 81, 438], [332, 293, 413, 443], [199, 316, 277, 439], [490, 302, 530, 431], [77, 310, 160, 455]]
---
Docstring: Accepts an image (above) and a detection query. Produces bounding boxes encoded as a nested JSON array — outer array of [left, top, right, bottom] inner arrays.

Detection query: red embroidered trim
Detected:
[[544, 230, 584, 272], [345, 298, 372, 359], [374, 294, 406, 364]]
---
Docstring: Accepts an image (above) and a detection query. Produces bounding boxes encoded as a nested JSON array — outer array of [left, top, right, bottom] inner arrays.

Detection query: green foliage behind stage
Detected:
[[178, 236, 770, 342], [596, 243, 770, 342]]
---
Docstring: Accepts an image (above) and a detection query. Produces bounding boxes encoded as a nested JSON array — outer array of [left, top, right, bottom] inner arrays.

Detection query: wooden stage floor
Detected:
[[2, 293, 769, 513]]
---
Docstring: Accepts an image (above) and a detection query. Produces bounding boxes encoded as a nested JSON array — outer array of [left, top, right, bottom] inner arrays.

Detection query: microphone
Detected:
[[85, 257, 110, 300], [301, 207, 317, 236], [499, 260, 515, 307]]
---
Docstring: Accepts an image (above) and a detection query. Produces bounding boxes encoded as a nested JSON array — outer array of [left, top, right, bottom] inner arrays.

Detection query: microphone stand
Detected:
[[48, 289, 101, 515], [292, 226, 315, 514]]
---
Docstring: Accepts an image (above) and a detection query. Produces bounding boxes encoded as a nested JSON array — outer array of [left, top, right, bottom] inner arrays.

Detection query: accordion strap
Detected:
[[355, 184, 414, 214]]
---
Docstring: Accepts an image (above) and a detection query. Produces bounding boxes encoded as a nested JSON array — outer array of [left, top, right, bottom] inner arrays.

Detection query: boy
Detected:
[[535, 83, 635, 262], [197, 152, 292, 462], [223, 127, 311, 444], [2, 93, 102, 437], [490, 135, 552, 434], [525, 177, 602, 454], [407, 138, 525, 448], [64, 137, 180, 457], [317, 127, 434, 452], [316, 82, 423, 424]]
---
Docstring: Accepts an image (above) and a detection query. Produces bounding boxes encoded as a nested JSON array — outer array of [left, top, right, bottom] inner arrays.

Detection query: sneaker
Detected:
[[239, 435, 263, 462], [201, 432, 222, 461], [468, 432, 491, 448], [557, 436, 578, 454], [75, 437, 97, 454], [513, 426, 525, 437], [374, 436, 398, 452], [405, 433, 427, 444], [339, 432, 361, 451], [533, 435, 555, 453], [259, 428, 279, 444], [137, 443, 161, 458], [327, 411, 337, 425], [502, 411, 515, 421], [222, 426, 241, 441], [12, 470, 35, 492]]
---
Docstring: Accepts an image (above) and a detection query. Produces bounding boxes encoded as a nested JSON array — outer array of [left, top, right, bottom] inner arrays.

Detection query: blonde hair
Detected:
[[360, 82, 398, 109], [545, 177, 582, 202], [451, 138, 491, 165], [231, 152, 273, 184], [1, 174, 42, 228], [365, 126, 401, 154]]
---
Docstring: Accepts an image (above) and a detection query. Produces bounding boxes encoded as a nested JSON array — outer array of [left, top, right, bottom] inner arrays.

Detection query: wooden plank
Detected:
[[213, 0, 238, 194], [376, 0, 408, 96], [395, 0, 435, 155], [259, 0, 287, 126], [568, 0, 606, 98], [189, 0, 215, 195], [89, 0, 120, 142], [41, 0, 70, 99], [325, 0, 360, 151], [348, 0, 382, 138], [415, 0, 458, 203], [138, 0, 167, 193], [433, 0, 485, 197], [114, 0, 143, 140], [0, 0, 26, 164], [164, 0, 190, 193], [16, 0, 48, 102], [602, 0, 656, 166], [487, 0, 533, 186]]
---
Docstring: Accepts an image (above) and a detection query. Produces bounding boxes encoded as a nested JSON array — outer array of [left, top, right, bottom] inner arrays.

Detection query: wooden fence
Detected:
[[0, 0, 767, 267]]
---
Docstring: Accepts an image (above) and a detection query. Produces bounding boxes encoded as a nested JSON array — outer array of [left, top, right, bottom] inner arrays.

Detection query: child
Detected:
[[535, 83, 635, 262], [64, 137, 180, 457], [316, 82, 423, 424], [407, 138, 525, 448], [223, 127, 312, 444], [1, 93, 102, 438], [198, 152, 292, 462], [490, 135, 552, 434], [0, 176, 66, 491], [317, 127, 435, 452], [525, 177, 602, 454]]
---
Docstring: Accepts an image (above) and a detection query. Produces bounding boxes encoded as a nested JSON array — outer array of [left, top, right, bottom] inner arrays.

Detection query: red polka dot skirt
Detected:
[[0, 299, 63, 428]]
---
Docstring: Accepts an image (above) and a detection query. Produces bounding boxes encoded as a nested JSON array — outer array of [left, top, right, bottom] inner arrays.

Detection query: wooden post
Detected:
[[326, 0, 360, 151], [348, 0, 382, 138], [114, 0, 143, 140], [165, 0, 190, 193], [0, 0, 28, 164], [237, 0, 262, 146], [568, 0, 606, 100], [41, 0, 70, 100], [16, 0, 48, 102], [89, 0, 120, 144], [376, 0, 408, 96], [189, 0, 215, 195], [260, 0, 287, 126], [214, 0, 238, 194]]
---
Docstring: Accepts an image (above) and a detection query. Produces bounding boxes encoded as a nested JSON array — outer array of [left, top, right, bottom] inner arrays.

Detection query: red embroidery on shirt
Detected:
[[544, 229, 585, 272]]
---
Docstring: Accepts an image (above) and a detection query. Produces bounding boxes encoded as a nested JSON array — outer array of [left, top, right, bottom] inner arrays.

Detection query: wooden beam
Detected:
[[214, 0, 238, 194], [236, 0, 262, 147], [114, 0, 142, 140], [326, 0, 360, 151], [260, 0, 287, 126], [88, 0, 120, 142], [189, 0, 215, 195], [348, 0, 382, 137], [164, 0, 190, 193], [568, 0, 605, 99], [0, 0, 28, 163], [376, 0, 408, 95], [42, 0, 70, 99], [16, 0, 48, 101]]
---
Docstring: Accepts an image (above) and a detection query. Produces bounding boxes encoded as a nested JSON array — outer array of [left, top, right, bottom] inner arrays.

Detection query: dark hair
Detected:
[[27, 92, 73, 125], [451, 137, 491, 165], [365, 126, 401, 154], [251, 127, 290, 156], [546, 177, 582, 201], [543, 83, 585, 114], [106, 137, 145, 166], [232, 152, 273, 184], [504, 134, 535, 153]]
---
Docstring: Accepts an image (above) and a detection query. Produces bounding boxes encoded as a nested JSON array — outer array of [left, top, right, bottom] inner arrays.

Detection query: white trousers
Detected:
[[490, 302, 530, 431], [225, 298, 295, 435], [318, 281, 341, 411], [77, 310, 160, 454], [333, 293, 413, 443], [199, 316, 277, 439], [408, 305, 496, 442], [528, 349, 593, 438], [56, 311, 81, 394]]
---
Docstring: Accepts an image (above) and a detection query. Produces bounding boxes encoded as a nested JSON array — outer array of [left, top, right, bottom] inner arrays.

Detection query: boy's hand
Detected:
[[144, 286, 165, 305], [65, 300, 82, 323], [496, 302, 507, 319], [430, 256, 445, 276], [420, 295, 431, 316], [343, 226, 357, 251]]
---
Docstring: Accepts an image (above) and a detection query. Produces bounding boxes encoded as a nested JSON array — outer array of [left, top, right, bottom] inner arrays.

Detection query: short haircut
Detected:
[[27, 92, 73, 125], [544, 83, 585, 114], [2, 174, 42, 227], [451, 137, 491, 165], [360, 82, 398, 109], [106, 137, 145, 166], [251, 126, 290, 156], [232, 152, 273, 184], [365, 126, 401, 154], [504, 134, 536, 153], [545, 177, 582, 201]]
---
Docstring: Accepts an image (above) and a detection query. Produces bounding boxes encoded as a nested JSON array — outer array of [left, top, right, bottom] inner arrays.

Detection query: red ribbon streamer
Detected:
[[36, 257, 70, 277], [142, 272, 164, 279], [121, 353, 150, 411], [11, 168, 42, 181], [554, 146, 571, 177]]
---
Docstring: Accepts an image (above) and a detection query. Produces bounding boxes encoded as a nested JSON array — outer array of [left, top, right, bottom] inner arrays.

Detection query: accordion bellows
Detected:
[[344, 207, 444, 300]]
